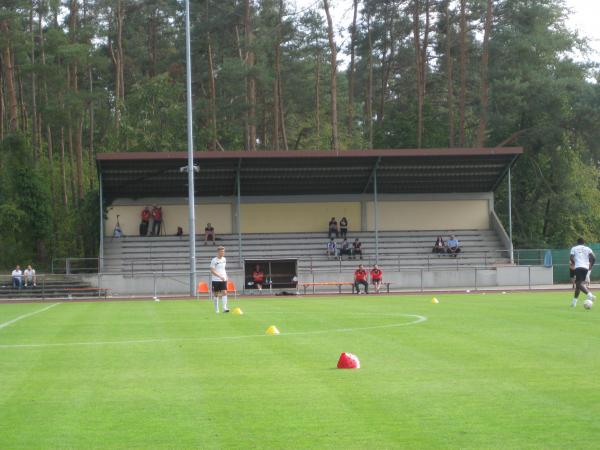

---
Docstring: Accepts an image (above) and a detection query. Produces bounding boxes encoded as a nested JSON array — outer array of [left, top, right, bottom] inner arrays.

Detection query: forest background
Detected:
[[1, 0, 599, 270]]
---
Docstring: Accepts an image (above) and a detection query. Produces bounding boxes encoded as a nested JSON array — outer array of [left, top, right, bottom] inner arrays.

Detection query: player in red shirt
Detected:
[[252, 265, 266, 292], [354, 264, 369, 294], [370, 264, 383, 294]]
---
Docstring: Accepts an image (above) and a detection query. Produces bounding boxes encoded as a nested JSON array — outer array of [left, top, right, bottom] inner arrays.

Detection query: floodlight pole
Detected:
[[185, 0, 197, 296], [508, 167, 513, 263], [236, 161, 243, 266]]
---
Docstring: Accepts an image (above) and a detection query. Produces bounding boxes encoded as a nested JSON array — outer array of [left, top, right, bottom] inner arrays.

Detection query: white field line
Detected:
[[0, 314, 427, 349], [0, 303, 60, 331]]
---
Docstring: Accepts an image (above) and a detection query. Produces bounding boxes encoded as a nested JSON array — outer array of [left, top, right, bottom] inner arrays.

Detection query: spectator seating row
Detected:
[[102, 230, 511, 274]]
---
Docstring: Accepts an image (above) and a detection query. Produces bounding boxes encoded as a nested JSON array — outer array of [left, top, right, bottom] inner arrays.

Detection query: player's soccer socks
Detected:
[[213, 297, 220, 313], [571, 298, 578, 307], [586, 292, 596, 302], [222, 295, 229, 312]]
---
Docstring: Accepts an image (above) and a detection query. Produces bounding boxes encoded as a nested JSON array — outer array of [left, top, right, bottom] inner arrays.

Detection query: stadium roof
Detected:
[[96, 148, 522, 201]]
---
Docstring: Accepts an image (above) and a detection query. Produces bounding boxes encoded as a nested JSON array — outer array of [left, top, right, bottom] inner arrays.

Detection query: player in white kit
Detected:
[[210, 246, 229, 313], [570, 238, 596, 307]]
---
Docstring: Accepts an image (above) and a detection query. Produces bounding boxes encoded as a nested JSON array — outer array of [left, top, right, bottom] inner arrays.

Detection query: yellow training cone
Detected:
[[431, 297, 439, 304], [232, 307, 243, 315], [266, 325, 280, 335]]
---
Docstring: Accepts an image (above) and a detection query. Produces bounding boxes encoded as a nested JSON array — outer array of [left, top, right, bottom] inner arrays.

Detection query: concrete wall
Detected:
[[85, 266, 553, 296], [104, 193, 493, 237], [239, 202, 361, 233], [105, 203, 232, 237], [365, 199, 490, 231]]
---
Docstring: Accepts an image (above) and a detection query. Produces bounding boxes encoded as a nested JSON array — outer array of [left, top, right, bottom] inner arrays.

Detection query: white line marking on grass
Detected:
[[0, 314, 426, 349], [0, 303, 60, 331]]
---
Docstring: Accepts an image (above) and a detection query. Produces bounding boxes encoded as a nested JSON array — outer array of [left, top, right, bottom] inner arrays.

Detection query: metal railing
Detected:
[[53, 249, 515, 276]]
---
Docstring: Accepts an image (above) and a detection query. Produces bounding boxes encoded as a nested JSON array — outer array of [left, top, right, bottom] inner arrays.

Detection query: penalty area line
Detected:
[[0, 314, 427, 349], [0, 303, 61, 331]]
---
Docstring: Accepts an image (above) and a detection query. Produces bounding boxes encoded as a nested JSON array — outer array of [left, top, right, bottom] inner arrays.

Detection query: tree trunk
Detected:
[[244, 0, 256, 151], [445, 0, 455, 147], [315, 48, 321, 149], [412, 1, 422, 147], [69, 0, 84, 199], [30, 4, 39, 156], [273, 14, 281, 150], [0, 68, 4, 140], [476, 0, 493, 147], [458, 0, 467, 146], [60, 127, 68, 207], [88, 66, 94, 189], [206, 0, 217, 151], [234, 24, 249, 150], [366, 13, 373, 150], [347, 0, 358, 135], [0, 20, 19, 132], [323, 0, 338, 151]]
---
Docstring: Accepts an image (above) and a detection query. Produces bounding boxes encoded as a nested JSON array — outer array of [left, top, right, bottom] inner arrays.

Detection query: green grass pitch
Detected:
[[1, 292, 599, 449]]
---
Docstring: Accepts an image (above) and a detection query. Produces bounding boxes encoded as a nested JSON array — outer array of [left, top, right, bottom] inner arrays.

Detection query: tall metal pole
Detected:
[[508, 167, 513, 263], [374, 167, 379, 265], [98, 172, 104, 272], [185, 0, 197, 295]]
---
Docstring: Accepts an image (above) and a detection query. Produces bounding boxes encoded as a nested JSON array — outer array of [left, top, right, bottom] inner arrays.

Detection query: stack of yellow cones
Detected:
[[431, 297, 439, 304], [266, 325, 280, 335], [232, 307, 243, 315]]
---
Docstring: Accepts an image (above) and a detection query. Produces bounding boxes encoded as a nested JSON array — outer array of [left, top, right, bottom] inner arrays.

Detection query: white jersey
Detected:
[[210, 256, 227, 281], [570, 245, 594, 269], [24, 269, 35, 280]]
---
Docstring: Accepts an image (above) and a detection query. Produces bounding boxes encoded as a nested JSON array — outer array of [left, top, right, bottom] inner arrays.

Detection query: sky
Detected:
[[291, 0, 600, 62]]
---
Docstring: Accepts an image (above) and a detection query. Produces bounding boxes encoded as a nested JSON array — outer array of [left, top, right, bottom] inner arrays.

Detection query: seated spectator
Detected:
[[446, 235, 461, 256], [352, 238, 363, 260], [252, 265, 266, 291], [176, 226, 183, 237], [113, 223, 122, 238], [326, 238, 338, 258], [432, 235, 445, 254], [140, 206, 151, 236], [340, 238, 352, 258], [11, 265, 23, 289], [328, 217, 338, 238], [339, 217, 348, 239], [204, 223, 215, 245], [24, 264, 37, 287], [354, 264, 369, 294], [370, 264, 383, 294]]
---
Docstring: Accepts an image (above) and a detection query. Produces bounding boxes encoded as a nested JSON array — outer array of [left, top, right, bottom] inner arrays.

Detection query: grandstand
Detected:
[[91, 148, 554, 295]]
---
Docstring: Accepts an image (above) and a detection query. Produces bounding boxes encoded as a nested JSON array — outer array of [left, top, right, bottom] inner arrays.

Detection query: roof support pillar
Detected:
[[374, 166, 379, 265], [237, 161, 243, 266], [184, 0, 197, 296], [508, 167, 513, 263], [98, 172, 104, 272]]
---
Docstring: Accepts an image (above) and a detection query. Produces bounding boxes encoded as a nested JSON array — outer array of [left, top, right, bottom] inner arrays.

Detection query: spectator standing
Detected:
[[140, 206, 151, 236], [252, 265, 266, 292], [204, 223, 216, 245], [354, 264, 369, 294], [446, 235, 461, 256], [432, 236, 445, 254], [352, 238, 363, 260], [328, 217, 339, 238], [326, 238, 338, 258], [339, 217, 348, 239], [11, 265, 23, 289], [24, 265, 37, 287], [151, 206, 163, 236], [370, 264, 383, 294]]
